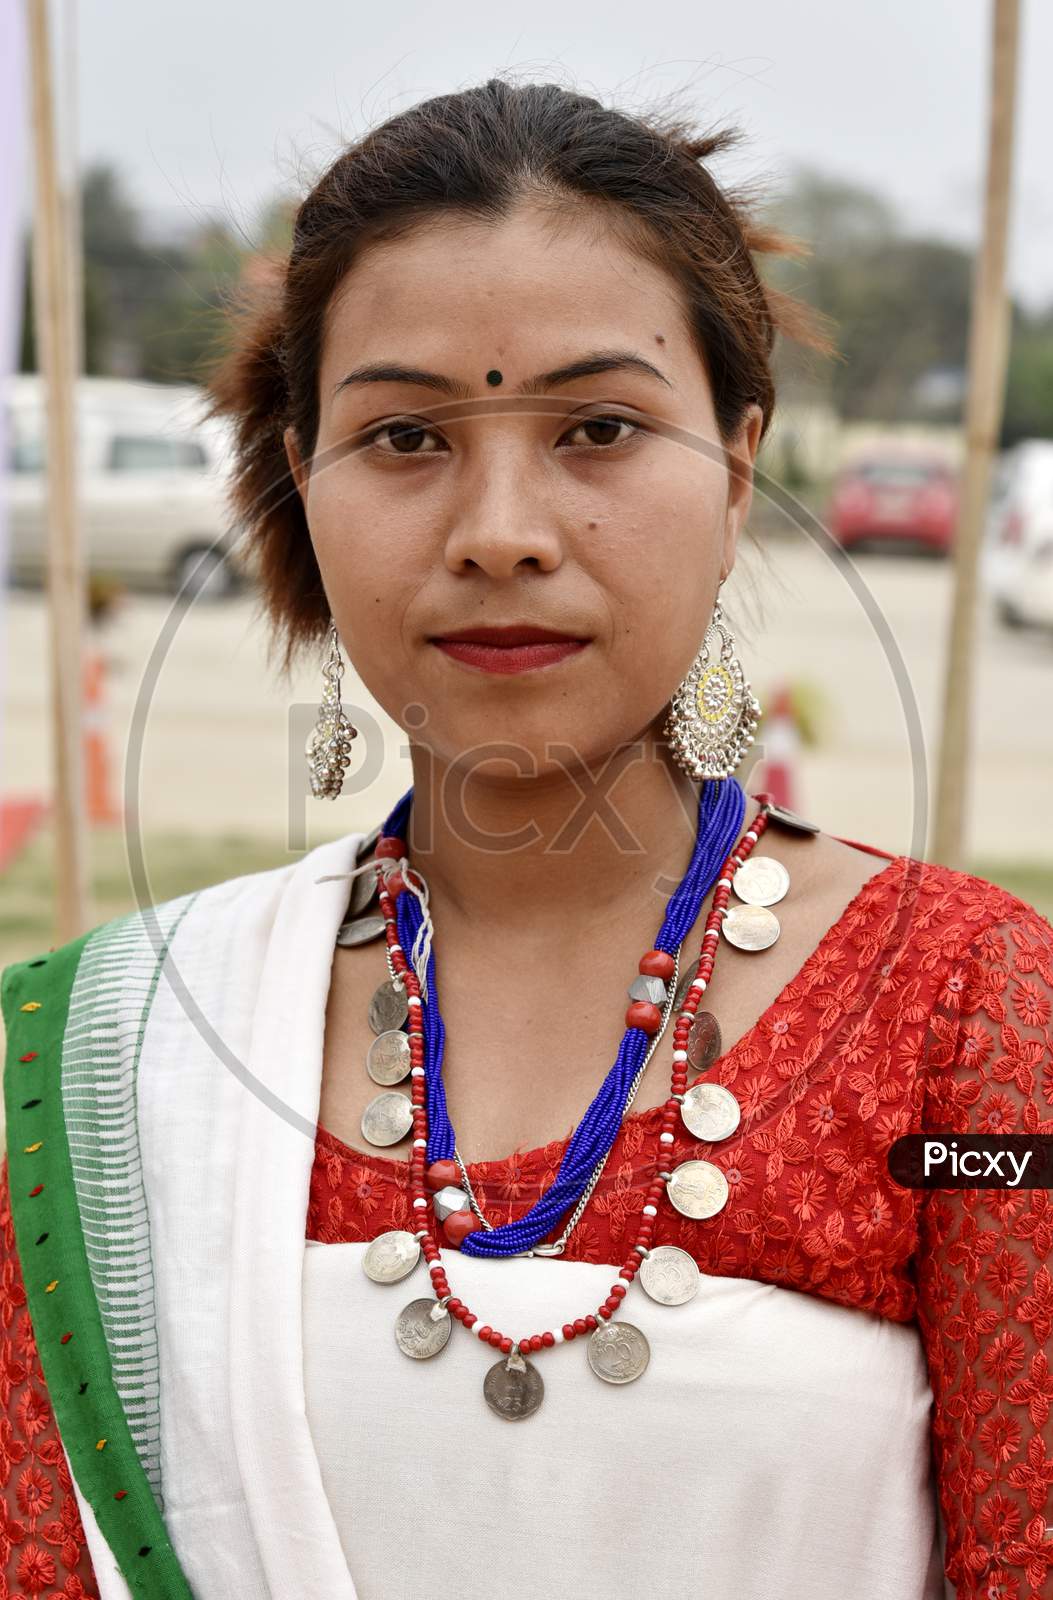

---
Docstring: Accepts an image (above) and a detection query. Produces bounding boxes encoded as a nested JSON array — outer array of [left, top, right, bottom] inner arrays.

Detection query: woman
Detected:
[[2, 78, 1051, 1600]]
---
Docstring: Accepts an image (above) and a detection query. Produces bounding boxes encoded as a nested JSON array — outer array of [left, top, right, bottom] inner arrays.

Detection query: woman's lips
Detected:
[[431, 637, 590, 674]]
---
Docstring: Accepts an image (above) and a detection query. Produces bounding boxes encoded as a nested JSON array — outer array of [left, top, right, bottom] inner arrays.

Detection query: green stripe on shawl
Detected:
[[2, 931, 195, 1599]]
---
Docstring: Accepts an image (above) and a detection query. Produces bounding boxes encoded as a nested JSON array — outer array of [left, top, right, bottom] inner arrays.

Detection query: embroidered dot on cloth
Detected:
[[2, 854, 1052, 1599]]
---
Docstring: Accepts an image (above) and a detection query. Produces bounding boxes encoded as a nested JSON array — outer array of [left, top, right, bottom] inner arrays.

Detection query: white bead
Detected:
[[691, 977, 707, 990], [745, 830, 758, 841], [716, 877, 732, 890], [551, 1328, 564, 1345], [413, 1198, 428, 1209], [411, 1066, 425, 1078], [407, 995, 422, 1007], [642, 1204, 658, 1216], [673, 1049, 687, 1062], [659, 1132, 674, 1144], [703, 927, 719, 938], [413, 1138, 427, 1148], [391, 942, 403, 953]]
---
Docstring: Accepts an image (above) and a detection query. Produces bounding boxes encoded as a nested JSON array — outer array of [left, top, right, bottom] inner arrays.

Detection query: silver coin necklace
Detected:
[[347, 798, 784, 1416]]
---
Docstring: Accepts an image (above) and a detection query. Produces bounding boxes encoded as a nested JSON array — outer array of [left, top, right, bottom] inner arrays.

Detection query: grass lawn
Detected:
[[3, 823, 1053, 972]]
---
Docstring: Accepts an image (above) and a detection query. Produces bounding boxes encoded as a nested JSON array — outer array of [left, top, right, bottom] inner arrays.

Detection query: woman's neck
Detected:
[[402, 734, 758, 943]]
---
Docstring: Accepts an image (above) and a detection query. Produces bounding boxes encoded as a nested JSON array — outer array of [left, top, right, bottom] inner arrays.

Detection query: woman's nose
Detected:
[[442, 495, 565, 578]]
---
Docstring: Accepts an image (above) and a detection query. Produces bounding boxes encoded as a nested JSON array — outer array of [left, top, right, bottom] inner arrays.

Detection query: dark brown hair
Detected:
[[205, 77, 831, 678]]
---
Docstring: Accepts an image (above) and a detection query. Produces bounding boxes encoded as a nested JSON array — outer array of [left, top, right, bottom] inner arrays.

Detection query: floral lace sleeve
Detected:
[[917, 901, 1053, 1600], [0, 1150, 100, 1597]]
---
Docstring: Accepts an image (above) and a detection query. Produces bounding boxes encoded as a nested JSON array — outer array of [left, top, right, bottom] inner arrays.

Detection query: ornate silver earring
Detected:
[[306, 616, 358, 799], [664, 593, 761, 780]]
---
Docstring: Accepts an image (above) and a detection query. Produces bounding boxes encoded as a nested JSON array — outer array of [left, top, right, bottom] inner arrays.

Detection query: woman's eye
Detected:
[[364, 419, 445, 456], [560, 414, 641, 450], [362, 412, 642, 457]]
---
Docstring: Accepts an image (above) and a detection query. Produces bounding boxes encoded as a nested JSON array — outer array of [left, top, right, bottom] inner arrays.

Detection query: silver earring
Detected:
[[306, 617, 358, 799], [664, 594, 761, 780]]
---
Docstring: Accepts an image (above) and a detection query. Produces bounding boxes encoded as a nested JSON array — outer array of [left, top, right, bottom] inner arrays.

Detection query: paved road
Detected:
[[3, 535, 1051, 861]]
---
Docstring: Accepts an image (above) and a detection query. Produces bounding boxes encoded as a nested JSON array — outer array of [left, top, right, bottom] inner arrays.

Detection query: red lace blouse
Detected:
[[2, 852, 1053, 1600]]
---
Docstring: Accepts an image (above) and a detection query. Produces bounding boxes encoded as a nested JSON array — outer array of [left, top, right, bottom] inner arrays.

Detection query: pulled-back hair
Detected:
[[205, 76, 831, 678]]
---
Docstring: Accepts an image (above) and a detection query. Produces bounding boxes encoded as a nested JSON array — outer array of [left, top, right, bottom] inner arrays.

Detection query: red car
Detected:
[[828, 456, 958, 553]]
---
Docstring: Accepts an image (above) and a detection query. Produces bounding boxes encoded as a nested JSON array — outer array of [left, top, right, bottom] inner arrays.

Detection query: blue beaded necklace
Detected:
[[379, 776, 746, 1257]]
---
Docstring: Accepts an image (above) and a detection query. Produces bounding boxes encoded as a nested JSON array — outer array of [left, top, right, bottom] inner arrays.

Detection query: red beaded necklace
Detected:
[[362, 800, 772, 1417]]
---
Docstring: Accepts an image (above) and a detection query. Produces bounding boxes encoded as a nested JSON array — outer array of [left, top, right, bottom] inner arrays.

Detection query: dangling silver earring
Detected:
[[306, 616, 358, 799], [664, 590, 761, 780]]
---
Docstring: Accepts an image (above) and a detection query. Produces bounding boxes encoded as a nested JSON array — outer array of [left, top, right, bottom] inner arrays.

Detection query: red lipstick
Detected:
[[429, 624, 591, 676]]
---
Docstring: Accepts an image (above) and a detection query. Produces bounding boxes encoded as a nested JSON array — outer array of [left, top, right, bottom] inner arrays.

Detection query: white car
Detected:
[[2, 375, 248, 599], [983, 439, 1053, 631]]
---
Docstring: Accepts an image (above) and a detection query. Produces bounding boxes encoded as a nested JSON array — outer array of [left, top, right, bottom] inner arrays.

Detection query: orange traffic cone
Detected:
[[83, 645, 122, 825], [758, 683, 799, 811]]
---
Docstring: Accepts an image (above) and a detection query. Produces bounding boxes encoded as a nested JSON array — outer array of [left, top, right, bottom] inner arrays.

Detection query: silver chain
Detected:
[[385, 919, 685, 1258]]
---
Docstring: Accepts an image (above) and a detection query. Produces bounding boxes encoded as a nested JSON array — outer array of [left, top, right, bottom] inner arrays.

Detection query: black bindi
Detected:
[[485, 369, 503, 386]]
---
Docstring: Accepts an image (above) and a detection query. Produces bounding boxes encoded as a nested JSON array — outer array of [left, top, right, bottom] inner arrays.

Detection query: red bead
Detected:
[[573, 1317, 588, 1335], [384, 870, 407, 898], [442, 1209, 481, 1247], [499, 1337, 513, 1354], [562, 1323, 576, 1341], [542, 1332, 555, 1347], [625, 1000, 662, 1034], [639, 949, 675, 981], [479, 1326, 492, 1340], [375, 836, 406, 859], [426, 1161, 458, 1191]]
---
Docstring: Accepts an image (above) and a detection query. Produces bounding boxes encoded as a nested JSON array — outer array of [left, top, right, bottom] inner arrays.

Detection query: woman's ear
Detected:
[[721, 402, 764, 583]]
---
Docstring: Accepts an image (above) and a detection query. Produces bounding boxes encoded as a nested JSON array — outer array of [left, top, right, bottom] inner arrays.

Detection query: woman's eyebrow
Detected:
[[331, 350, 672, 401]]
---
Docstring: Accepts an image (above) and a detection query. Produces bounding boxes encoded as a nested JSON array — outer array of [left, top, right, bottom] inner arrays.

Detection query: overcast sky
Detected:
[[32, 0, 1053, 308]]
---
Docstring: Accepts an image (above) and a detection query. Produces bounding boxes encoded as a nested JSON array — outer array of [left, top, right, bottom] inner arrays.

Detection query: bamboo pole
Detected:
[[25, 0, 90, 939], [931, 0, 1021, 868]]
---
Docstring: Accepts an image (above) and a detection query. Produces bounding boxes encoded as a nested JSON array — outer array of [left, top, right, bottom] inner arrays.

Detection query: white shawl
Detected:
[[66, 830, 369, 1597]]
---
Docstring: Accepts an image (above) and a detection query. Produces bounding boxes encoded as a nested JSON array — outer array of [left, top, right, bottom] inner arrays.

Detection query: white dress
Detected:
[[302, 1242, 954, 1600]]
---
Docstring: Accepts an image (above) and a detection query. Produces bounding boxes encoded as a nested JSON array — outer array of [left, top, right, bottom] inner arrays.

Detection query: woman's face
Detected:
[[285, 199, 762, 778]]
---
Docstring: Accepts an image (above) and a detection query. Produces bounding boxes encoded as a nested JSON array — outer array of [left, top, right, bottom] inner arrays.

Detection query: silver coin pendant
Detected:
[[680, 1080, 741, 1143], [366, 1029, 412, 1085], [639, 1245, 701, 1306], [363, 1229, 420, 1284], [722, 903, 781, 952], [667, 1159, 730, 1220], [587, 1321, 651, 1384], [336, 913, 386, 948], [686, 1010, 722, 1072], [348, 864, 380, 918], [732, 854, 790, 907], [368, 977, 409, 1034], [394, 1297, 452, 1359], [484, 1349, 545, 1419], [762, 801, 820, 834], [361, 1090, 414, 1147]]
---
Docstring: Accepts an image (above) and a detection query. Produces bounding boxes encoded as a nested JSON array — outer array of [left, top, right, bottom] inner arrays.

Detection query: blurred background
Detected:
[[2, 0, 1052, 979]]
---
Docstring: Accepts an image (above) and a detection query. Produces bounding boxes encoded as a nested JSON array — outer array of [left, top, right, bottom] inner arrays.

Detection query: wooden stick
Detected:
[[931, 0, 1020, 868], [25, 0, 91, 938]]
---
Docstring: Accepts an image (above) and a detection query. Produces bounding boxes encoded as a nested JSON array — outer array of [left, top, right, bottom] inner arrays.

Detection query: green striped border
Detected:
[[2, 932, 195, 1599], [60, 899, 200, 1506]]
